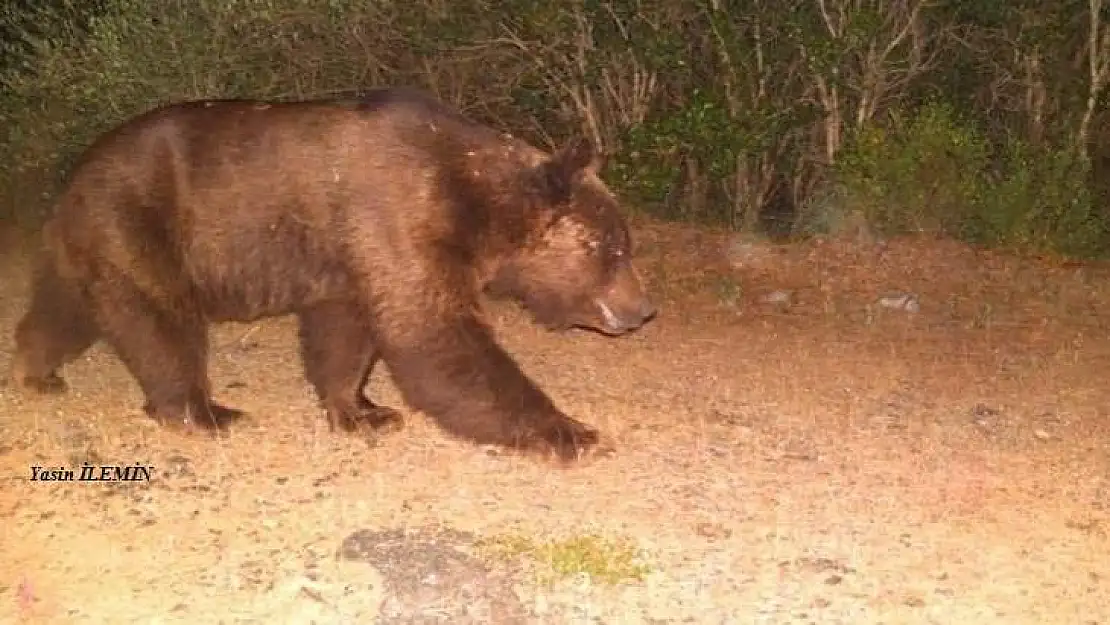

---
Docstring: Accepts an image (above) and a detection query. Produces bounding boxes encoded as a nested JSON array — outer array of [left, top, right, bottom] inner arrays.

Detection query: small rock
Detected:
[[760, 290, 792, 306], [971, 404, 1001, 427], [904, 595, 926, 608], [971, 404, 1001, 417], [877, 292, 920, 313], [694, 522, 733, 540]]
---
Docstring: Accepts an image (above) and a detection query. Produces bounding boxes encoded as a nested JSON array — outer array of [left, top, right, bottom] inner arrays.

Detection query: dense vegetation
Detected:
[[1, 0, 1108, 256]]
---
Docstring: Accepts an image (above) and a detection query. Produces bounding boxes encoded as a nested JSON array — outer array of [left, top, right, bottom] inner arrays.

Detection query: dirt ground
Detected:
[[1, 219, 1107, 625]]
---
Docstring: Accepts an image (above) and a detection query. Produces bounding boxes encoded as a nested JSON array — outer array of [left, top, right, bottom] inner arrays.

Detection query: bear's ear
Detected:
[[537, 136, 598, 203]]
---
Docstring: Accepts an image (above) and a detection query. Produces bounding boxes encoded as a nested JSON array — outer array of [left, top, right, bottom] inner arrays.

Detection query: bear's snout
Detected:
[[593, 295, 656, 335], [590, 262, 656, 335]]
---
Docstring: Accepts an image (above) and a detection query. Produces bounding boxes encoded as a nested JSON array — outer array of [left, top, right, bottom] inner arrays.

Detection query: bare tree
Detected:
[[795, 0, 943, 165], [1077, 0, 1110, 160], [707, 1, 808, 230], [495, 3, 660, 153]]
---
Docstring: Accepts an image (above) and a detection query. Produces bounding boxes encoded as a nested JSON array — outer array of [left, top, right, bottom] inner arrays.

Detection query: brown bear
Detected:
[[9, 87, 656, 462]]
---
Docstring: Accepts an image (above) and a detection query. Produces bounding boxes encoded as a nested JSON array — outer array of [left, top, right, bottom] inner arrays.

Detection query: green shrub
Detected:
[[479, 532, 652, 586], [607, 89, 736, 221], [815, 101, 989, 238], [2, 1, 1105, 259], [973, 140, 1107, 258], [803, 100, 1109, 257]]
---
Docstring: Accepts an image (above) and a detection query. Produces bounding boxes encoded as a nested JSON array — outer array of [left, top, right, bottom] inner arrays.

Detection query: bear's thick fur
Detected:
[[10, 87, 655, 461]]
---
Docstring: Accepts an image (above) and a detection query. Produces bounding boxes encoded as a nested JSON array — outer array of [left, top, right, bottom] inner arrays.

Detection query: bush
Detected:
[[805, 101, 989, 238], [1, 1, 1105, 259], [973, 140, 1107, 258], [608, 89, 737, 224], [802, 100, 1109, 257]]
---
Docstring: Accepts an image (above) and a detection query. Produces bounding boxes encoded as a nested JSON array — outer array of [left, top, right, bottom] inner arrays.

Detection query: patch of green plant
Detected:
[[823, 100, 990, 238], [711, 274, 743, 307], [801, 99, 1110, 258], [3, 0, 1105, 260], [478, 532, 652, 586], [970, 139, 1107, 258], [608, 84, 812, 229]]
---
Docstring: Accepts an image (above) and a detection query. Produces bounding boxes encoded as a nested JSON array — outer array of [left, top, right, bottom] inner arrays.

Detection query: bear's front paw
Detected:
[[326, 400, 406, 439], [532, 415, 608, 464], [144, 401, 245, 434]]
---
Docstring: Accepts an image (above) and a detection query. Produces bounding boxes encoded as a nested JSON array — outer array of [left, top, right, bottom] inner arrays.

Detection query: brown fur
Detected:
[[10, 87, 656, 462]]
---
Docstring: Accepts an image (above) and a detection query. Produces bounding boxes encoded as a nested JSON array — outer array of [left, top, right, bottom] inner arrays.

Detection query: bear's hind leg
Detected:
[[85, 273, 241, 432], [298, 299, 405, 436], [11, 255, 100, 394]]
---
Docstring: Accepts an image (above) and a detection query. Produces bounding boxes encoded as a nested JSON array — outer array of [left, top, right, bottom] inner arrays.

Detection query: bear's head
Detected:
[[489, 137, 657, 336]]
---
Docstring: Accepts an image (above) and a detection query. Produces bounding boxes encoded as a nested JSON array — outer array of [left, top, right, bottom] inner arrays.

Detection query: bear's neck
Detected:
[[446, 167, 552, 289]]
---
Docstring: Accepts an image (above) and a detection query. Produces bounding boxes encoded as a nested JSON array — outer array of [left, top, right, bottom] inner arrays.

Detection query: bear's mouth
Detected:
[[559, 298, 653, 336], [594, 298, 630, 335], [524, 292, 655, 336], [588, 295, 657, 336]]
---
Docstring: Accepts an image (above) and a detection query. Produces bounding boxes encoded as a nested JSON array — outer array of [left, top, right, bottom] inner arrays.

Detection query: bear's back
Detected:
[[66, 88, 526, 187]]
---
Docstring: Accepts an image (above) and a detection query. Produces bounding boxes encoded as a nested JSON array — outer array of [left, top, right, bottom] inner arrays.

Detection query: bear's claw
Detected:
[[531, 416, 604, 463], [144, 401, 245, 434], [327, 400, 406, 437]]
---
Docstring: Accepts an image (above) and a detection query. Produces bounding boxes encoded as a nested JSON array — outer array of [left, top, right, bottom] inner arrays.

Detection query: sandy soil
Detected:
[[1, 221, 1107, 624]]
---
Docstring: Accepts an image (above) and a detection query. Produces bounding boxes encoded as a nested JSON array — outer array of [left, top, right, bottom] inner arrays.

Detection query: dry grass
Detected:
[[0, 220, 1108, 624]]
